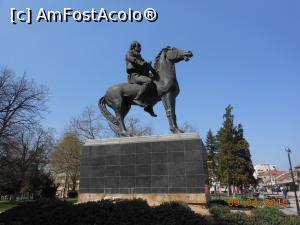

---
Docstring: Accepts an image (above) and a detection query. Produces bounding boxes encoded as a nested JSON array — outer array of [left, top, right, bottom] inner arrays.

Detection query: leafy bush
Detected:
[[67, 190, 78, 198], [39, 174, 58, 199], [210, 206, 253, 225], [209, 199, 229, 206], [252, 208, 300, 225], [209, 205, 230, 216], [1, 200, 300, 225], [153, 202, 207, 225], [210, 206, 300, 225], [0, 199, 208, 225], [288, 216, 300, 225], [218, 212, 254, 225]]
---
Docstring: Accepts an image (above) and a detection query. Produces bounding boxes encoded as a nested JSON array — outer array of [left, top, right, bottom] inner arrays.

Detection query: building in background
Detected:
[[295, 164, 300, 190], [275, 172, 293, 188], [254, 163, 277, 178], [257, 170, 286, 188], [254, 163, 300, 192]]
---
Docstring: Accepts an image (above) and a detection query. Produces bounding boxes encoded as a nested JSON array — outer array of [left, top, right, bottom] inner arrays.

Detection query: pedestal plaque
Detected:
[[79, 133, 208, 205]]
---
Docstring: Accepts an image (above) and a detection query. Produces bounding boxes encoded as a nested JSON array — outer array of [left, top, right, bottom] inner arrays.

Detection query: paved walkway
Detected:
[[280, 192, 300, 216]]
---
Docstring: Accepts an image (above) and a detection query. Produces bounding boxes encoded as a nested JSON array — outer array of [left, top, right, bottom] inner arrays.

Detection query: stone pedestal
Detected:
[[79, 133, 208, 205]]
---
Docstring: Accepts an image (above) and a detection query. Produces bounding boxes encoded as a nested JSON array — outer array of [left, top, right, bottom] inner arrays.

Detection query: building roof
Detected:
[[255, 163, 276, 166], [294, 164, 300, 169], [257, 170, 286, 177], [276, 172, 291, 183]]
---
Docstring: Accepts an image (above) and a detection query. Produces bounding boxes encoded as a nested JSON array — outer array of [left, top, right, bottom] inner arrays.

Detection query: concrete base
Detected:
[[78, 193, 208, 205], [79, 133, 208, 205]]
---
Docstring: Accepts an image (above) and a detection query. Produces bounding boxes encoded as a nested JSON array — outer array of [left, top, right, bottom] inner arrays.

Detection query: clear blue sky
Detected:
[[1, 1, 299, 171]]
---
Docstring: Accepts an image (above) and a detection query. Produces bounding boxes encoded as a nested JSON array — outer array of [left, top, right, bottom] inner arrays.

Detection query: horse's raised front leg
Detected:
[[161, 93, 184, 134]]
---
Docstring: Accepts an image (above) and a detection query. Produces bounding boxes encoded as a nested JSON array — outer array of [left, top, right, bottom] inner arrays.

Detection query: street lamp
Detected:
[[286, 148, 300, 215]]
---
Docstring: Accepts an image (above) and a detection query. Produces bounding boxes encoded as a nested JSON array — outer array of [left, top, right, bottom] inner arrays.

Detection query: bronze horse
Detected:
[[99, 47, 193, 136]]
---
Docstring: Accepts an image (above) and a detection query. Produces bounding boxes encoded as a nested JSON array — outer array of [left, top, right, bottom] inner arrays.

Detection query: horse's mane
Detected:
[[154, 46, 171, 70]]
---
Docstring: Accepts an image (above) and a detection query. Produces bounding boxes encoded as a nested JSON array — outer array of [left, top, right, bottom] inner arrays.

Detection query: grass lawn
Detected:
[[0, 201, 18, 212], [0, 198, 77, 213]]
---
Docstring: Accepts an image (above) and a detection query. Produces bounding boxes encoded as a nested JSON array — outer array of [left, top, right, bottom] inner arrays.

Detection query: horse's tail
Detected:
[[98, 97, 119, 126]]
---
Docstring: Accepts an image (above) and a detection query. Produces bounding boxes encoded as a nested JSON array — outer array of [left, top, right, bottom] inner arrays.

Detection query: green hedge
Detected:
[[0, 199, 208, 225], [210, 206, 300, 225], [1, 200, 300, 225], [210, 206, 253, 225]]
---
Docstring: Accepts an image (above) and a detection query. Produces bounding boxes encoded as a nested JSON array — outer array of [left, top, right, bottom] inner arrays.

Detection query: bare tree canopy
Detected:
[[0, 69, 48, 147], [68, 106, 105, 142], [107, 117, 153, 137], [68, 105, 153, 142], [0, 68, 56, 199], [0, 126, 54, 197], [180, 121, 198, 133]]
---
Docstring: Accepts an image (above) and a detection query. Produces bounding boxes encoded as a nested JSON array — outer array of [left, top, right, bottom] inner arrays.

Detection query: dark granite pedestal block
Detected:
[[79, 133, 208, 204]]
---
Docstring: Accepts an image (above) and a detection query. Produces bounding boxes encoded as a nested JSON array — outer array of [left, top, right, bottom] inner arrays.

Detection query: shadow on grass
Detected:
[[0, 198, 77, 213], [0, 201, 18, 213]]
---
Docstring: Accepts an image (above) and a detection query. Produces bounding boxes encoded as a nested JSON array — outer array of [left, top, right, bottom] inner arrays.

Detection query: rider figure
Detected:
[[126, 41, 157, 117]]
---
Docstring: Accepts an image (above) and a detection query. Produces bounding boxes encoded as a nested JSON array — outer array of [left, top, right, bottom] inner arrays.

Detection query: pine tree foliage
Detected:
[[233, 124, 256, 186], [206, 129, 217, 161], [216, 105, 256, 192], [205, 129, 218, 186]]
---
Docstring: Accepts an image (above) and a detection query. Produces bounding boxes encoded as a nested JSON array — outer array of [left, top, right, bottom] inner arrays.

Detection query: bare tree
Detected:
[[0, 126, 54, 198], [51, 132, 80, 192], [0, 69, 48, 149], [107, 116, 153, 137], [180, 121, 198, 133], [68, 105, 153, 141], [68, 106, 105, 143]]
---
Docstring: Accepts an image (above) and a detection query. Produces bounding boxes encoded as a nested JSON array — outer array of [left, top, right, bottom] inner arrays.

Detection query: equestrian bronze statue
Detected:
[[99, 43, 193, 136]]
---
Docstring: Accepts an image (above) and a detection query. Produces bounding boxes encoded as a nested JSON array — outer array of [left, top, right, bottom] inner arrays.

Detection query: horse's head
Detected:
[[164, 47, 193, 63], [153, 46, 193, 74]]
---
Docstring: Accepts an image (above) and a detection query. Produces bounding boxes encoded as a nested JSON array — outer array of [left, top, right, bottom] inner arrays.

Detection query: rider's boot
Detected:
[[144, 105, 157, 117]]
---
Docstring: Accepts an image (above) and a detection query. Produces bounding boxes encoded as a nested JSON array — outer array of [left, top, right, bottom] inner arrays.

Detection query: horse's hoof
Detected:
[[120, 132, 130, 137], [171, 128, 184, 134]]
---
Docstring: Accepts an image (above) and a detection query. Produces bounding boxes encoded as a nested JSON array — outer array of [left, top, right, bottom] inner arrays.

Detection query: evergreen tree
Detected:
[[233, 124, 256, 187], [205, 129, 218, 187], [216, 105, 256, 195], [217, 105, 236, 194], [206, 129, 217, 161]]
